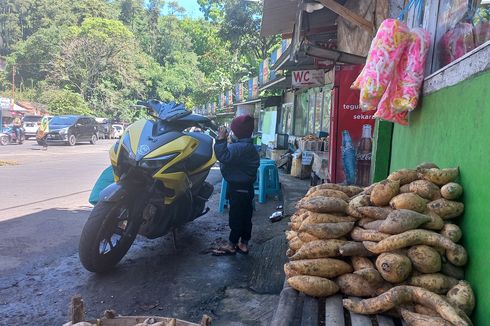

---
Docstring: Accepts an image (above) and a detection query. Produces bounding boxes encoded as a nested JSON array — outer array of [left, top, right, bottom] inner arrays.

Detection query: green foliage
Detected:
[[41, 89, 93, 116], [0, 0, 275, 121]]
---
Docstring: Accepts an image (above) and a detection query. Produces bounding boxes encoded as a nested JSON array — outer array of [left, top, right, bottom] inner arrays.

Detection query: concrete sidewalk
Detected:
[[213, 173, 310, 325]]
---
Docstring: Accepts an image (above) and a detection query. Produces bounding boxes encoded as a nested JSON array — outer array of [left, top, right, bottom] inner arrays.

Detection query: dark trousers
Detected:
[[227, 183, 254, 245]]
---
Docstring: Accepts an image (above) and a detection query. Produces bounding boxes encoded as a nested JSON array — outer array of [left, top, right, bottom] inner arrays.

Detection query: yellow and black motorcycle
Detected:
[[79, 100, 217, 273]]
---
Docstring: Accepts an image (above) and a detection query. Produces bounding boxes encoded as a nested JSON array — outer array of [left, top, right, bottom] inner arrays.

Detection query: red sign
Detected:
[[328, 65, 375, 187]]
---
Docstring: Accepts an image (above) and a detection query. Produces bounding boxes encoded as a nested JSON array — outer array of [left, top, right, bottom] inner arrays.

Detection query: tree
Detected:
[[41, 88, 93, 116], [49, 18, 145, 116]]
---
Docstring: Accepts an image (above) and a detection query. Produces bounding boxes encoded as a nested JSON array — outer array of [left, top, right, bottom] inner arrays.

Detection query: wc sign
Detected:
[[292, 69, 325, 88]]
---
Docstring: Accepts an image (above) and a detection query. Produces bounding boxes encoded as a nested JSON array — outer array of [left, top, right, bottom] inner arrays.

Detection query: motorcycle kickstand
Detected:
[[171, 229, 178, 250]]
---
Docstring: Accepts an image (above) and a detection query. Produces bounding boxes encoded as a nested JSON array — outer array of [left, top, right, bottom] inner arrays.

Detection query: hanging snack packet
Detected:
[[351, 19, 411, 111], [439, 22, 475, 66], [390, 27, 431, 113]]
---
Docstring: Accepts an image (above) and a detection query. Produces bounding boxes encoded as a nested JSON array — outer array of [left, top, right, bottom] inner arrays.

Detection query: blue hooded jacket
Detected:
[[214, 138, 259, 186]]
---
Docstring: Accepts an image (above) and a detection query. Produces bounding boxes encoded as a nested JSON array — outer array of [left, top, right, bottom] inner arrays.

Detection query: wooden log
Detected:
[[324, 294, 345, 326], [270, 286, 301, 326], [348, 297, 373, 326], [301, 295, 319, 326]]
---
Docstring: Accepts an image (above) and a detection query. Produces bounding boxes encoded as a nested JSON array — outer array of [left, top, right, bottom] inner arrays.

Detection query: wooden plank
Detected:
[[348, 297, 373, 326], [324, 294, 345, 326], [300, 295, 319, 326], [270, 286, 300, 326], [317, 0, 375, 33], [377, 314, 396, 326]]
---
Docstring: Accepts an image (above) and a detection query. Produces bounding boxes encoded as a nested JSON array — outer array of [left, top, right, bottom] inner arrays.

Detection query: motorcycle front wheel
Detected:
[[79, 197, 144, 273], [0, 136, 8, 146]]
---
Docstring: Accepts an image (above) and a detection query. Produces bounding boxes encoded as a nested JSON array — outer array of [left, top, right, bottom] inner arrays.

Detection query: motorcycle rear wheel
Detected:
[[0, 136, 8, 146], [79, 198, 144, 273]]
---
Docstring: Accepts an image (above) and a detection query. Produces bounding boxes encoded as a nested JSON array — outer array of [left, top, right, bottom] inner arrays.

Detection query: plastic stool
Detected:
[[256, 163, 281, 204], [218, 179, 229, 213], [260, 158, 276, 165]]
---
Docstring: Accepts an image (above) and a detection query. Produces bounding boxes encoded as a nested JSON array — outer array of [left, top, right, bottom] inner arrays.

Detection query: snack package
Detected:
[[390, 27, 431, 113], [439, 22, 475, 66], [374, 80, 409, 126], [352, 19, 411, 111]]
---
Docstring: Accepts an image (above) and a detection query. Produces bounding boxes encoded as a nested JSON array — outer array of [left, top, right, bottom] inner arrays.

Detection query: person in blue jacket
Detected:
[[213, 115, 259, 255]]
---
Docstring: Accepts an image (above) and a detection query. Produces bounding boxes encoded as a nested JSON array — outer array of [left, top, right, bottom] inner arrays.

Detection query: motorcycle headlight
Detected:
[[59, 127, 69, 134], [139, 154, 177, 171]]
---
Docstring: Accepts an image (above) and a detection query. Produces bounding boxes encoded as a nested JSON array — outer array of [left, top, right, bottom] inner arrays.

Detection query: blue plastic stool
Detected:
[[218, 178, 229, 213], [256, 162, 280, 204]]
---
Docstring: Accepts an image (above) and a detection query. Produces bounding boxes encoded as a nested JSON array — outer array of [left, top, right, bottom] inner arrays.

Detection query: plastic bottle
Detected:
[[341, 130, 356, 185], [356, 124, 373, 186]]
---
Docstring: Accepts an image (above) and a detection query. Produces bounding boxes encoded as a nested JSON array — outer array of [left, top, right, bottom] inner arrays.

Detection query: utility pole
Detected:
[[11, 64, 15, 109]]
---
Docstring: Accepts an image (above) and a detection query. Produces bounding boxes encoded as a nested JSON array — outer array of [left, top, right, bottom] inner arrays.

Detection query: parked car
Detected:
[[22, 115, 43, 139], [44, 115, 98, 146], [111, 124, 124, 138]]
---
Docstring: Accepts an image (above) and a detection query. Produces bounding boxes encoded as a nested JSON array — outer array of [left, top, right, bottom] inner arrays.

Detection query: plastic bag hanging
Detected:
[[351, 19, 411, 111]]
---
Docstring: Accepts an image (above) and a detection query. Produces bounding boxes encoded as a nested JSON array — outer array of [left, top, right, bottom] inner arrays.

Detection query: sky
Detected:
[[164, 0, 204, 18]]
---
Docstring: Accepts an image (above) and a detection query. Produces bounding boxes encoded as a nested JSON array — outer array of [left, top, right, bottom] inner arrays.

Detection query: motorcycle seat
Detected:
[[186, 132, 213, 171]]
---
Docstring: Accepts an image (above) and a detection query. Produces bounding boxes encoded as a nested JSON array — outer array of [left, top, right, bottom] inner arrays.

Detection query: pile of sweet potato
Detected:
[[284, 163, 475, 326]]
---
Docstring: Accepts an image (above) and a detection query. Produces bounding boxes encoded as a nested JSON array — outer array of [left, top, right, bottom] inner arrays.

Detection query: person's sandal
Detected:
[[212, 245, 236, 256]]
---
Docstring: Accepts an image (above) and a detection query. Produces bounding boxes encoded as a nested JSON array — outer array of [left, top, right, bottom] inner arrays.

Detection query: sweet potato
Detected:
[[440, 224, 462, 243], [297, 232, 319, 243], [288, 236, 303, 251], [357, 206, 394, 220], [421, 168, 459, 186], [354, 268, 384, 287], [428, 199, 464, 219], [400, 308, 453, 326], [307, 183, 363, 197], [407, 245, 441, 273], [379, 209, 431, 234], [290, 239, 346, 260], [351, 227, 390, 242], [301, 212, 356, 225], [421, 211, 445, 230], [287, 275, 339, 297], [390, 193, 428, 213], [363, 220, 384, 231], [447, 281, 475, 316], [363, 230, 459, 253], [363, 230, 467, 266], [371, 179, 400, 206], [284, 263, 301, 278], [335, 273, 378, 297], [304, 188, 350, 201], [441, 261, 465, 280], [339, 241, 374, 257], [289, 221, 302, 232], [363, 183, 377, 195], [358, 218, 375, 227], [285, 230, 297, 241], [408, 273, 458, 294], [414, 304, 440, 317], [342, 285, 471, 326], [416, 162, 440, 170], [290, 212, 308, 224], [286, 248, 295, 258], [400, 184, 411, 193], [441, 182, 463, 200], [346, 194, 371, 218], [287, 258, 353, 278], [298, 196, 348, 214], [445, 245, 468, 267], [409, 180, 442, 200], [388, 169, 419, 185], [351, 256, 375, 270], [376, 252, 412, 283], [299, 222, 355, 240]]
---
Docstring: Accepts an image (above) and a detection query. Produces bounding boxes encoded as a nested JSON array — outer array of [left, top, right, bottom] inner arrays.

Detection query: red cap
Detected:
[[230, 115, 254, 139]]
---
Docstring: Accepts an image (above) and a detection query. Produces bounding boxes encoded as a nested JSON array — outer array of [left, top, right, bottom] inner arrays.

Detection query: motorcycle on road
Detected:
[[0, 126, 25, 145], [79, 100, 218, 273]]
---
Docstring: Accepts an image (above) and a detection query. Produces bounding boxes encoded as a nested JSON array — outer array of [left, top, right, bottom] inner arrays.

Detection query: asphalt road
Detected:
[[0, 139, 284, 325]]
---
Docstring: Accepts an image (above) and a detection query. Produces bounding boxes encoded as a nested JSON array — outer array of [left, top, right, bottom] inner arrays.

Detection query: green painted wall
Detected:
[[370, 120, 394, 183], [390, 71, 490, 325]]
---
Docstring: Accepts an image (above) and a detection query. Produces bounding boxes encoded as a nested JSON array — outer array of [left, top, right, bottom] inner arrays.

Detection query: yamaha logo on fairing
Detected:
[[138, 144, 150, 156]]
